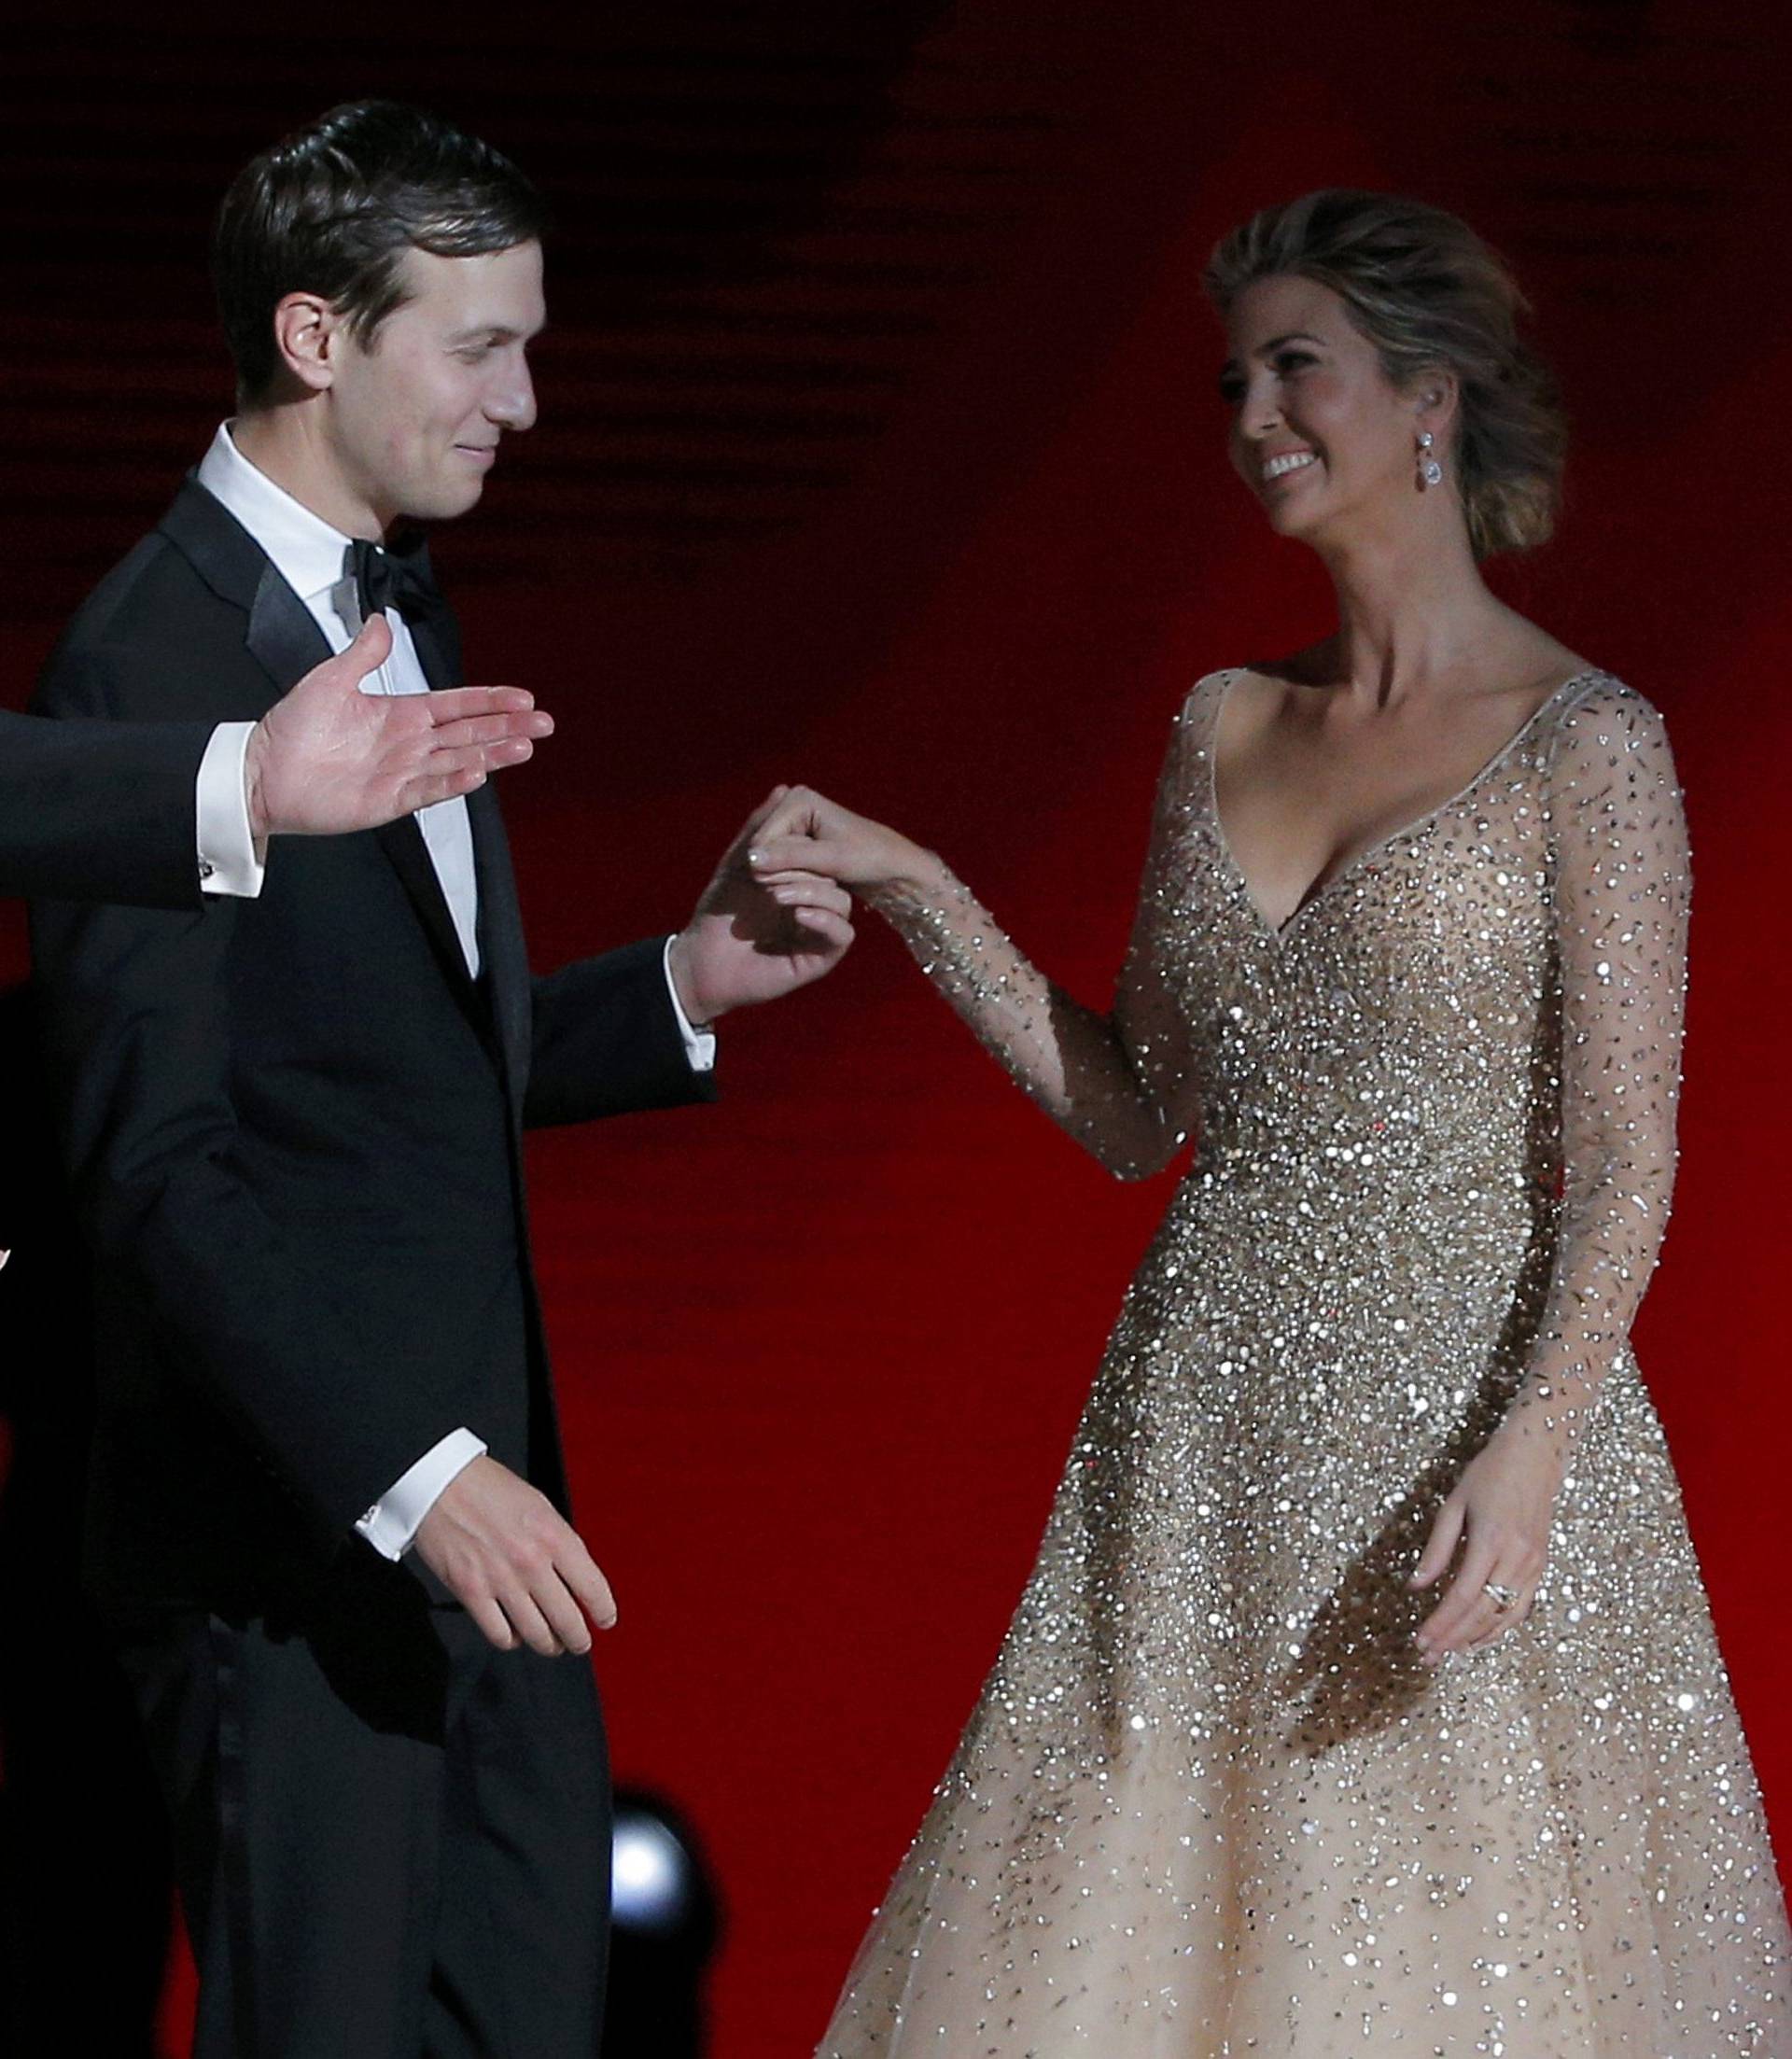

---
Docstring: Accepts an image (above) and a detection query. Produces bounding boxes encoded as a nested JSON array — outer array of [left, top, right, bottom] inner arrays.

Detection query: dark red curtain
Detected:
[[4, 7, 1786, 2052]]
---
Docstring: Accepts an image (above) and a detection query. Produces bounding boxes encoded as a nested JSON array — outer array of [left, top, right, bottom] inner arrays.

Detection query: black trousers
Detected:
[[115, 1553, 609, 2059]]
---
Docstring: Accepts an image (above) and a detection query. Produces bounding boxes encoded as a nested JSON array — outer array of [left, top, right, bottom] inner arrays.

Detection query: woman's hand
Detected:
[[668, 789, 856, 1023], [1408, 1409, 1569, 1662], [746, 786, 942, 899]]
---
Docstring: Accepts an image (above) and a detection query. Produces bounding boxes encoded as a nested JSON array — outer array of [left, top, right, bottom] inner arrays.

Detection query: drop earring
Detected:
[[1417, 429, 1443, 489]]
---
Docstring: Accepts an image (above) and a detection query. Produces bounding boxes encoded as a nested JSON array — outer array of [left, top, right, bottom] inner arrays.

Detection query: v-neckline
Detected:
[[1207, 665, 1602, 946]]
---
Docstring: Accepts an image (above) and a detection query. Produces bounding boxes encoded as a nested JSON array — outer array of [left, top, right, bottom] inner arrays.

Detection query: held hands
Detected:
[[744, 783, 942, 898], [413, 1455, 616, 1657], [667, 787, 858, 1023], [1408, 1410, 1570, 1663], [243, 614, 554, 841]]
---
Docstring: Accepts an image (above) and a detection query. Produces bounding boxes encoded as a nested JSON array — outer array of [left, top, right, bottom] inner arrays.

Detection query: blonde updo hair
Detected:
[[1203, 189, 1565, 561]]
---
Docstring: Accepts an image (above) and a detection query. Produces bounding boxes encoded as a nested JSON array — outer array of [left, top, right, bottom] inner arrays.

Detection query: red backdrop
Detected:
[[4, 7, 1788, 2054]]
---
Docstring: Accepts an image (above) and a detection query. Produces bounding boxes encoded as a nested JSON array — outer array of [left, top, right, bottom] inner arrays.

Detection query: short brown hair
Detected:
[[1204, 189, 1565, 560], [214, 100, 546, 403]]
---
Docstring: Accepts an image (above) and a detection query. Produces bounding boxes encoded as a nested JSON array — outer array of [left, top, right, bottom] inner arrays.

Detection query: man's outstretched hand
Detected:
[[244, 614, 553, 840], [667, 787, 855, 1023], [413, 1455, 616, 1657]]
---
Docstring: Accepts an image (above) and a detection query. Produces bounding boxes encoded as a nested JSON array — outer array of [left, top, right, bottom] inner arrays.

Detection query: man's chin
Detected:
[[404, 480, 486, 525]]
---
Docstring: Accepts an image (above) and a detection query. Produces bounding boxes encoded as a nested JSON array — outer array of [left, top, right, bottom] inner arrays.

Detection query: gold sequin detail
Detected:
[[819, 671, 1790, 2055]]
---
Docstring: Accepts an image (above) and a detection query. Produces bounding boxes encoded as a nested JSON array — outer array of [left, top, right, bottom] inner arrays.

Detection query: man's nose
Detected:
[[489, 359, 537, 434]]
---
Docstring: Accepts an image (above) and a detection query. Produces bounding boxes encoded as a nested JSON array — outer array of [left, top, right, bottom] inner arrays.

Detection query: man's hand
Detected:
[[667, 787, 855, 1023], [746, 782, 941, 894], [243, 614, 553, 840], [412, 1454, 616, 1657]]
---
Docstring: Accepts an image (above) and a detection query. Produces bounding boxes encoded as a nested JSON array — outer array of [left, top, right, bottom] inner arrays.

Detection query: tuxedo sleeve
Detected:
[[523, 935, 719, 1128], [29, 653, 463, 1542], [0, 705, 211, 906]]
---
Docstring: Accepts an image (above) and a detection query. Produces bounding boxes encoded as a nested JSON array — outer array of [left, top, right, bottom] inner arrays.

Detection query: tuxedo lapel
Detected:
[[377, 543, 488, 1013], [467, 780, 533, 1117], [400, 554, 531, 1111], [245, 565, 332, 699], [371, 818, 481, 1008], [160, 478, 326, 714]]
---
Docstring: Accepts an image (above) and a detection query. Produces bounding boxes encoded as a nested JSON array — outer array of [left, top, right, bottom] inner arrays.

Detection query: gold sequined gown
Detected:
[[819, 670, 1791, 2056]]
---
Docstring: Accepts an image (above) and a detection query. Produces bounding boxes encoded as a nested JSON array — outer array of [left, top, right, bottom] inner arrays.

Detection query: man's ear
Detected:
[[270, 290, 343, 395]]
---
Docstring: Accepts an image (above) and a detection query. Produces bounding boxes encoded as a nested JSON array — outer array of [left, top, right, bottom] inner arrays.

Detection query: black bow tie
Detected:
[[349, 534, 444, 625]]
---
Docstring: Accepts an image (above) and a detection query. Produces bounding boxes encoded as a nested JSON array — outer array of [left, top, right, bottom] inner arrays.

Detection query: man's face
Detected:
[[325, 240, 545, 528]]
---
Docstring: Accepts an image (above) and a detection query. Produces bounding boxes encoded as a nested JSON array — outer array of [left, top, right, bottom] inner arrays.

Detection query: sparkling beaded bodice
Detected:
[[1164, 677, 1573, 1257], [880, 668, 1688, 1437]]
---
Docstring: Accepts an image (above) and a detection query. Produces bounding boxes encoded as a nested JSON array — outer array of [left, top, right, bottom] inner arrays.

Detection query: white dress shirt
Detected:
[[194, 423, 714, 1558], [195, 721, 263, 895]]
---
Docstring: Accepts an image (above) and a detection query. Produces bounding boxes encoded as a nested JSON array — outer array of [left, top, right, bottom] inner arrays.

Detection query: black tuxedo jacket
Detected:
[[29, 478, 713, 1612], [1, 707, 210, 905]]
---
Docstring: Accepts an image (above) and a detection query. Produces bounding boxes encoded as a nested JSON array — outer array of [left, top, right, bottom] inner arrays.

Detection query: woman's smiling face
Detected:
[[1220, 273, 1436, 551]]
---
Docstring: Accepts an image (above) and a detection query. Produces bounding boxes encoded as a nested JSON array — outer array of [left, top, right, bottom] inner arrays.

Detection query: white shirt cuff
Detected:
[[196, 721, 266, 898], [663, 935, 717, 1072], [355, 1427, 488, 1562]]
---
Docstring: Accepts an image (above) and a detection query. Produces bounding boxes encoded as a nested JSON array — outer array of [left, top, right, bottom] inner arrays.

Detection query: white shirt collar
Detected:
[[195, 421, 357, 609]]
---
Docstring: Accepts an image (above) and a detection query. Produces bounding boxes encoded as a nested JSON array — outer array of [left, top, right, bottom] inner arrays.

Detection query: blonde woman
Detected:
[[750, 189, 1792, 2054]]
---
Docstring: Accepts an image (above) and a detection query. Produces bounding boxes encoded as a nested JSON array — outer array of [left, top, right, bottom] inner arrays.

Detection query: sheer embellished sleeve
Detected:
[[868, 694, 1204, 1181], [1511, 680, 1691, 1446]]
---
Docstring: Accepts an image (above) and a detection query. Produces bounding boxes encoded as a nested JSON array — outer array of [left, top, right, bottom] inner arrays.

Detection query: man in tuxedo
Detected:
[[28, 100, 851, 2056], [1, 613, 551, 904], [0, 630, 551, 2053]]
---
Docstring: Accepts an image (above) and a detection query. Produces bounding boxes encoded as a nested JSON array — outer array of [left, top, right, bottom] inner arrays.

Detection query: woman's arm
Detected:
[[1507, 679, 1691, 1446], [1409, 679, 1691, 1662], [749, 705, 1201, 1179]]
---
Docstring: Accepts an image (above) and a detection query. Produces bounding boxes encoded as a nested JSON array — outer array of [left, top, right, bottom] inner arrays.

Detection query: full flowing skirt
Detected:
[[818, 1184, 1792, 2055]]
